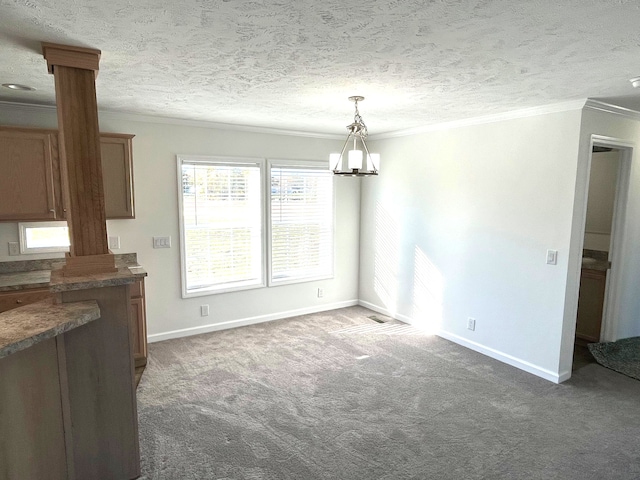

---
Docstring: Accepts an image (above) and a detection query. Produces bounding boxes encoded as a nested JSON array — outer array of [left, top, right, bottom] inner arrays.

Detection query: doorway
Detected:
[[573, 138, 632, 371]]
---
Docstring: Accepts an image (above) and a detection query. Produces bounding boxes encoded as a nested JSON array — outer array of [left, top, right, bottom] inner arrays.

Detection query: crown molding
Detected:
[[0, 101, 344, 140], [583, 99, 640, 121], [370, 99, 589, 140]]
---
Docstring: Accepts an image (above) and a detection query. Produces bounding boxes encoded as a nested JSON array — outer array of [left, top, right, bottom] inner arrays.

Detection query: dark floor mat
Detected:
[[588, 337, 640, 380]]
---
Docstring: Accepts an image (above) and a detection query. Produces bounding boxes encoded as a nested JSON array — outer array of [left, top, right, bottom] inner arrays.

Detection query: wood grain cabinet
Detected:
[[576, 268, 607, 342], [0, 126, 135, 221], [130, 278, 147, 367], [0, 288, 53, 313], [0, 129, 60, 221]]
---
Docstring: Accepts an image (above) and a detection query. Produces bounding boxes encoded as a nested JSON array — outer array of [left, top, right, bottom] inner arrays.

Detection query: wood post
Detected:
[[42, 43, 116, 275]]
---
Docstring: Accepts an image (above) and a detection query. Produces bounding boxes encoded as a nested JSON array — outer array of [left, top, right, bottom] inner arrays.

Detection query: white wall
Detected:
[[583, 151, 619, 252], [0, 103, 360, 339], [359, 109, 583, 382], [562, 108, 640, 364]]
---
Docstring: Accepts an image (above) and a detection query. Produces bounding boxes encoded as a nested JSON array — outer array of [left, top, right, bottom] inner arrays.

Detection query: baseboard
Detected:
[[147, 299, 359, 343], [435, 330, 564, 384], [358, 300, 564, 384]]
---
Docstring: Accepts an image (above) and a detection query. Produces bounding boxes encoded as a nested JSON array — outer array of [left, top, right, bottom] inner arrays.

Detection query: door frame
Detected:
[[586, 135, 633, 342]]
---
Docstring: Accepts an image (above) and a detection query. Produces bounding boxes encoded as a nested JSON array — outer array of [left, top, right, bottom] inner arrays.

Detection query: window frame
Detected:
[[266, 159, 335, 287], [18, 221, 70, 254], [177, 155, 267, 298]]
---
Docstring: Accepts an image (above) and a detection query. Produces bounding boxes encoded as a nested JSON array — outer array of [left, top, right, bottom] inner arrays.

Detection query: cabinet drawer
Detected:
[[0, 288, 53, 313]]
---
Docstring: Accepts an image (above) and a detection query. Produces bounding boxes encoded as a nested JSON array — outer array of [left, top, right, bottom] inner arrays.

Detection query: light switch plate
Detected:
[[546, 249, 558, 265], [108, 236, 120, 250], [153, 236, 171, 249]]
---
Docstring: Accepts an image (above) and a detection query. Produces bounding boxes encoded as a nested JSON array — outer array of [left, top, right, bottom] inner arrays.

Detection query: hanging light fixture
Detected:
[[330, 96, 380, 176]]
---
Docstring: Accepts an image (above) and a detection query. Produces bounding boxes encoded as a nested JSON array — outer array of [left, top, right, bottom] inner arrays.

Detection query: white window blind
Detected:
[[180, 159, 263, 295], [269, 165, 333, 284]]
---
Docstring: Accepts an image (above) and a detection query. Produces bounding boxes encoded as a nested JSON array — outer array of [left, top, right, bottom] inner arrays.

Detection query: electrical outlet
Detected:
[[8, 242, 19, 256], [467, 317, 476, 331], [317, 288, 324, 298], [200, 305, 209, 317]]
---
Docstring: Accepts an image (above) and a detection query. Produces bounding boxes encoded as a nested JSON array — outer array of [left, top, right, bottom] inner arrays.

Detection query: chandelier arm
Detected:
[[360, 138, 376, 171], [333, 133, 353, 172]]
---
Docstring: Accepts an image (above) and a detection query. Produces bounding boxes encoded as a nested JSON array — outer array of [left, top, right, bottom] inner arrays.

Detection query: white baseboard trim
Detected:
[[435, 330, 564, 384], [358, 300, 564, 384], [147, 299, 359, 343]]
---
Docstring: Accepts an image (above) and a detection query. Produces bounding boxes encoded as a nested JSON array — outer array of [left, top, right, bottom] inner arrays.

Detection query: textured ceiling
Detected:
[[1, 0, 640, 134]]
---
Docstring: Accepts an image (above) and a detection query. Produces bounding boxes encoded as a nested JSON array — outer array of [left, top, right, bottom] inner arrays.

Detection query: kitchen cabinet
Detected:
[[576, 268, 606, 342], [0, 128, 60, 220], [130, 278, 147, 367], [101, 133, 135, 218], [0, 288, 53, 313], [0, 126, 135, 222]]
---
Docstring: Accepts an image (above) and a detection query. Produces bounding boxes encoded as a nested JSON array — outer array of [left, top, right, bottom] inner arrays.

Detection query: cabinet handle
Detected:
[[49, 209, 55, 212], [16, 300, 23, 304]]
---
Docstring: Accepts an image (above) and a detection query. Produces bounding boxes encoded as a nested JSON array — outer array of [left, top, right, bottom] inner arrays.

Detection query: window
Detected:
[[177, 156, 334, 297], [269, 162, 333, 285], [19, 221, 70, 254], [179, 157, 264, 296]]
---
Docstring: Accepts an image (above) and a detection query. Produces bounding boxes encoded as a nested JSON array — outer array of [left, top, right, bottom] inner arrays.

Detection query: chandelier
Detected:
[[329, 96, 380, 176]]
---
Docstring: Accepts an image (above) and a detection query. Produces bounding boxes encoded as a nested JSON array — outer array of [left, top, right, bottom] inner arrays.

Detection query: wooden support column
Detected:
[[42, 43, 116, 275]]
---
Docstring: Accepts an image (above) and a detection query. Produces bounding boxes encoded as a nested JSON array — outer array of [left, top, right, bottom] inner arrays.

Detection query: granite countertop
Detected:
[[0, 298, 100, 359], [49, 265, 147, 293], [0, 270, 51, 292], [0, 253, 146, 292], [582, 249, 610, 272]]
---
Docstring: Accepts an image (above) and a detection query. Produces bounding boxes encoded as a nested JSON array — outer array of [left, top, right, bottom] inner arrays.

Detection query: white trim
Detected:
[[147, 299, 359, 343], [370, 99, 588, 140], [177, 155, 267, 298], [358, 299, 565, 384], [588, 137, 634, 342], [266, 159, 335, 287], [0, 100, 344, 140], [433, 330, 566, 384], [584, 99, 640, 122]]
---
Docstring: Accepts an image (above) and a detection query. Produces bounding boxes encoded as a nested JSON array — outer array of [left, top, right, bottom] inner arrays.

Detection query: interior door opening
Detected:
[[573, 141, 630, 371]]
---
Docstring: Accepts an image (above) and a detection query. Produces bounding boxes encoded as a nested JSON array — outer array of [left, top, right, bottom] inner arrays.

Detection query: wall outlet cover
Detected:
[[8, 242, 19, 256], [467, 317, 476, 331]]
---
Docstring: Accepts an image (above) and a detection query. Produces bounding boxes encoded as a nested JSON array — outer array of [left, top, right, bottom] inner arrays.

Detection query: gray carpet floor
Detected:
[[137, 306, 640, 480]]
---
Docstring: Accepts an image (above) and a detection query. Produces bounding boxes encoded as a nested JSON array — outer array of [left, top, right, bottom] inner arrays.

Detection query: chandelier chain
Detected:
[[353, 99, 368, 138]]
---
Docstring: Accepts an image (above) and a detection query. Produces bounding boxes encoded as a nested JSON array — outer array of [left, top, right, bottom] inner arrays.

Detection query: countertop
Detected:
[[0, 253, 146, 292], [0, 298, 100, 359], [582, 249, 610, 272]]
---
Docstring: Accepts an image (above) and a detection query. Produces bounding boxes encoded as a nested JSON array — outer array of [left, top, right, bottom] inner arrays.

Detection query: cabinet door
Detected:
[[576, 269, 606, 342], [101, 134, 135, 219], [130, 296, 147, 367], [0, 130, 58, 221]]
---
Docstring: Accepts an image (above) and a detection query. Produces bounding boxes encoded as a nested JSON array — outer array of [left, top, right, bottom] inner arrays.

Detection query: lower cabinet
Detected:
[[130, 279, 148, 367], [0, 288, 53, 313], [576, 268, 607, 342]]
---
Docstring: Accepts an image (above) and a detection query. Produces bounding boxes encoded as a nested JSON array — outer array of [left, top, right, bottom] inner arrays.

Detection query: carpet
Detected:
[[588, 336, 640, 380], [137, 306, 640, 480]]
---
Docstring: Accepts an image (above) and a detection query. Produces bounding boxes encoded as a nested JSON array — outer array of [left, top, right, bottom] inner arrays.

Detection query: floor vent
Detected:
[[368, 315, 386, 324]]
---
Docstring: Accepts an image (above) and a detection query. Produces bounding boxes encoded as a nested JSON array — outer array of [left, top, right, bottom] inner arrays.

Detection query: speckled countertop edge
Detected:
[[0, 270, 51, 292], [0, 298, 100, 360], [0, 253, 144, 292], [49, 266, 147, 293], [582, 249, 610, 272]]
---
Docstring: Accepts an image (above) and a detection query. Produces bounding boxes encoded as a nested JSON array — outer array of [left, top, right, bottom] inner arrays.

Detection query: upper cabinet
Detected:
[[0, 129, 59, 221], [0, 126, 135, 221], [100, 133, 135, 219]]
